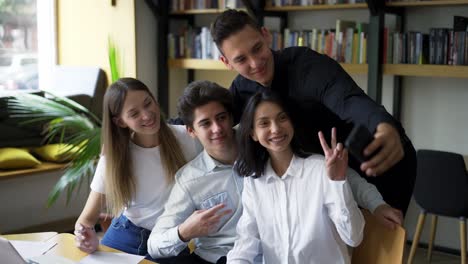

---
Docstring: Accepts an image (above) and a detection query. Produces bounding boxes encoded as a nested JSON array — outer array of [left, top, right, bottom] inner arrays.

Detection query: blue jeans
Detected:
[[101, 214, 188, 262], [101, 214, 152, 256]]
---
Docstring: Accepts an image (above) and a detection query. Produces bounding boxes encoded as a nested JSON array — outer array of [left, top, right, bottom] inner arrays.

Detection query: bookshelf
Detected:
[[384, 64, 468, 78], [386, 0, 468, 7], [168, 58, 369, 74], [168, 59, 226, 70], [153, 0, 468, 115], [264, 3, 367, 11], [170, 8, 247, 15], [170, 8, 226, 15]]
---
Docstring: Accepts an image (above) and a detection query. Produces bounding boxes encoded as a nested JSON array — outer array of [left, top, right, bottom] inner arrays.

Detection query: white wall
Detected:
[[135, 1, 158, 96]]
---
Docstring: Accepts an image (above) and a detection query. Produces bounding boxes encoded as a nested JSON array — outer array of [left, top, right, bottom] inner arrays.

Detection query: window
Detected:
[[0, 0, 55, 95]]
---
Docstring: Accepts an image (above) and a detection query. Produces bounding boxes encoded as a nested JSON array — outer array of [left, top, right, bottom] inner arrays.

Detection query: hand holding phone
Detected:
[[344, 124, 374, 163]]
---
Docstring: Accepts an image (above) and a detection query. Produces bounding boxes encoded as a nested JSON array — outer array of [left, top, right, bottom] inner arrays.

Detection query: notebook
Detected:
[[0, 237, 75, 264], [0, 237, 32, 264]]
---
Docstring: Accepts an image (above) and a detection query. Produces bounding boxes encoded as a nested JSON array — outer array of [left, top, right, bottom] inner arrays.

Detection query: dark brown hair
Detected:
[[211, 9, 261, 53], [177, 80, 233, 128]]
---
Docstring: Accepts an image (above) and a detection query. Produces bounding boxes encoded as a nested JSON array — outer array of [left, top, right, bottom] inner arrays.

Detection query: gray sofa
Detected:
[[0, 66, 107, 148]]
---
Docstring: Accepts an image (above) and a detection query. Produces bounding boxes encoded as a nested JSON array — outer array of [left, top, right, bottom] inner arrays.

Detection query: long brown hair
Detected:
[[102, 78, 187, 216]]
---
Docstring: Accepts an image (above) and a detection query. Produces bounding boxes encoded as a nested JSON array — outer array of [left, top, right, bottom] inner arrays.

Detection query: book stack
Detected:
[[268, 0, 366, 6], [271, 20, 369, 64], [393, 16, 468, 65], [168, 26, 221, 60], [170, 0, 244, 12]]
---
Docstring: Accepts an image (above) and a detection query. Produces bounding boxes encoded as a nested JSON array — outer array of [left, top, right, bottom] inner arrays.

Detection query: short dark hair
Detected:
[[177, 80, 233, 128], [235, 90, 308, 178], [211, 9, 261, 52]]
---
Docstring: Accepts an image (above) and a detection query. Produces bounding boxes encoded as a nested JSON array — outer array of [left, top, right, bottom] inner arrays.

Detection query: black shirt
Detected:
[[230, 47, 405, 154]]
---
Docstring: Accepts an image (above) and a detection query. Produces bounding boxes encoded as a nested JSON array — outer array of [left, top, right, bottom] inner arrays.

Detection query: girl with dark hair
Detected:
[[74, 78, 200, 261], [229, 91, 364, 264]]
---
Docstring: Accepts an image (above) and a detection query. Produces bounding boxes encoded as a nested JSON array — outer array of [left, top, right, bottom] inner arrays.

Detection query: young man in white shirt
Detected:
[[148, 80, 241, 264]]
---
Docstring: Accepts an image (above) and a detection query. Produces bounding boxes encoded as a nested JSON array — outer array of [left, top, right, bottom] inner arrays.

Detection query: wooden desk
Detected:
[[1, 232, 58, 242], [47, 233, 155, 263], [2, 233, 154, 263]]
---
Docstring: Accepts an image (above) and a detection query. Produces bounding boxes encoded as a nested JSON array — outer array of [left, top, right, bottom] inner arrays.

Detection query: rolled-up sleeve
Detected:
[[323, 175, 365, 248], [147, 172, 195, 258], [227, 178, 262, 264]]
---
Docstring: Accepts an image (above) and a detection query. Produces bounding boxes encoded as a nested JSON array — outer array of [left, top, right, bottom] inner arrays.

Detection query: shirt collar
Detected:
[[201, 149, 232, 172], [264, 154, 304, 183]]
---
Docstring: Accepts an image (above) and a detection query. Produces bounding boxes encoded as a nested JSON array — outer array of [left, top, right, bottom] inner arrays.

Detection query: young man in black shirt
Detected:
[[211, 10, 416, 221]]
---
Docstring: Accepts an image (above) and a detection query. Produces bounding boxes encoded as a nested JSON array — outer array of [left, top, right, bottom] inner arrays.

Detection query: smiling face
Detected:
[[187, 101, 235, 160], [115, 90, 160, 137], [220, 25, 274, 87], [251, 101, 294, 157]]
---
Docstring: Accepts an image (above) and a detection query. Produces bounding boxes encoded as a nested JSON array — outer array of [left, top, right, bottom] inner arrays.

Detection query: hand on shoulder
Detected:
[[373, 203, 403, 230]]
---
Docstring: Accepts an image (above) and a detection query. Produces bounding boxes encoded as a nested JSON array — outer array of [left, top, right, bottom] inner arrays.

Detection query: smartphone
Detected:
[[344, 124, 374, 163]]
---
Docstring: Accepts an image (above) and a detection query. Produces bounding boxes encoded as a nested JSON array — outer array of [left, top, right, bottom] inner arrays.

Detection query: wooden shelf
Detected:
[[169, 59, 227, 70], [341, 63, 368, 75], [265, 3, 367, 11], [169, 59, 468, 78], [0, 162, 66, 180], [170, 8, 246, 15], [384, 64, 468, 78], [169, 59, 368, 74], [386, 0, 468, 7]]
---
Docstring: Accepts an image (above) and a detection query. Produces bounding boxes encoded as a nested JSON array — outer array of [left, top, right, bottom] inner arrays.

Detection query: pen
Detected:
[[42, 242, 58, 255]]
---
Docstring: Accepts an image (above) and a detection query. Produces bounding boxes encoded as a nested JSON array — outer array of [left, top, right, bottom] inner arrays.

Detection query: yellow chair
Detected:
[[352, 209, 406, 264]]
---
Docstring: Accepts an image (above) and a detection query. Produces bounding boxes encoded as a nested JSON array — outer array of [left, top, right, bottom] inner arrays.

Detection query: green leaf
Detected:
[[108, 37, 121, 82], [6, 92, 102, 207]]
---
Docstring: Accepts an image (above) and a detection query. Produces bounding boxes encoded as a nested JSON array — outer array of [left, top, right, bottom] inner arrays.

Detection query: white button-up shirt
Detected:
[[227, 154, 365, 264], [148, 150, 244, 263]]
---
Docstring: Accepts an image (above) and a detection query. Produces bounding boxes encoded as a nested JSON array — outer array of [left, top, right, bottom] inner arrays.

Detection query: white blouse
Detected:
[[227, 154, 365, 264]]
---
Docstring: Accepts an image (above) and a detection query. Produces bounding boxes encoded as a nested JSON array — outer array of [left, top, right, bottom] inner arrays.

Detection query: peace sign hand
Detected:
[[318, 127, 348, 181]]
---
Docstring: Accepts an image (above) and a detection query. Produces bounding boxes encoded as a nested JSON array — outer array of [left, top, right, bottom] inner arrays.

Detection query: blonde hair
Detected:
[[101, 78, 187, 217]]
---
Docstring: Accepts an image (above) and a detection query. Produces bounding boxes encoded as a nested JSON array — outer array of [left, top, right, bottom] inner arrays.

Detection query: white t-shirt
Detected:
[[90, 125, 201, 230]]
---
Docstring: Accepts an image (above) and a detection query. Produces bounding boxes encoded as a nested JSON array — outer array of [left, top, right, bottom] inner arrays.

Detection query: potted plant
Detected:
[[7, 39, 121, 207]]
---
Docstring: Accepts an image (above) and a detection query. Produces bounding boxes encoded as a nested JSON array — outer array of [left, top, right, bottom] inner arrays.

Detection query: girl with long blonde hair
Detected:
[[74, 78, 200, 261]]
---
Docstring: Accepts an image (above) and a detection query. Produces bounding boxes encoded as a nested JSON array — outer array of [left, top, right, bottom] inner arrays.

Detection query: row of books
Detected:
[[268, 0, 365, 6], [168, 27, 221, 60], [384, 16, 467, 65], [270, 27, 468, 65], [390, 16, 468, 65], [168, 16, 468, 66], [271, 20, 369, 64], [272, 28, 368, 63], [170, 0, 244, 11]]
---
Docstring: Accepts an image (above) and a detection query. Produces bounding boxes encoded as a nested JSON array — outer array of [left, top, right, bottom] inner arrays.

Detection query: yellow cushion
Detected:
[[33, 144, 79, 162], [0, 148, 41, 169]]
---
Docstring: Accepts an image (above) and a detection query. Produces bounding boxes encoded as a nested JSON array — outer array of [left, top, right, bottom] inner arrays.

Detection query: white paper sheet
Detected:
[[77, 251, 145, 264], [10, 240, 57, 259]]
